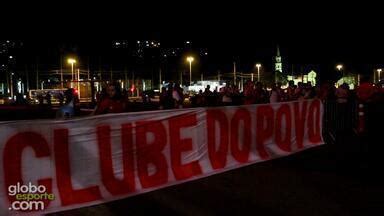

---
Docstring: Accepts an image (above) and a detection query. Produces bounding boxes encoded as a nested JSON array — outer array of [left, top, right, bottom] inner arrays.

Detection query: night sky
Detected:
[[3, 3, 384, 82]]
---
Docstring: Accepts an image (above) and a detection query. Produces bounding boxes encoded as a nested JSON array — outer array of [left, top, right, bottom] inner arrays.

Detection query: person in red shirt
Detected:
[[94, 83, 128, 115], [243, 80, 255, 105], [356, 78, 377, 103]]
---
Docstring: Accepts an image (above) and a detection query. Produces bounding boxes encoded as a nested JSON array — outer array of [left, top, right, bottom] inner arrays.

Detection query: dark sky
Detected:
[[13, 15, 383, 61], [3, 2, 384, 80], [16, 29, 384, 73]]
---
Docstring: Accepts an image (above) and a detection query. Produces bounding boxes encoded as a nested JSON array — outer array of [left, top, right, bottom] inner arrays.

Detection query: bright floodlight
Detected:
[[187, 56, 194, 63], [336, 64, 343, 71], [67, 58, 76, 64]]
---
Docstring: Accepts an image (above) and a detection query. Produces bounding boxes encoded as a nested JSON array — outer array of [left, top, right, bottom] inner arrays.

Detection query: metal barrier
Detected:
[[323, 100, 358, 144]]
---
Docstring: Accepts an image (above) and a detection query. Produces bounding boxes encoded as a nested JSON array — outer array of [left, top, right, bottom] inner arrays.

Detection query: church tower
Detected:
[[274, 45, 283, 73]]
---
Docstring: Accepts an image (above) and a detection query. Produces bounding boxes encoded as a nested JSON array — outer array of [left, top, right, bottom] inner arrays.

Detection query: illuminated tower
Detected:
[[274, 45, 282, 73]]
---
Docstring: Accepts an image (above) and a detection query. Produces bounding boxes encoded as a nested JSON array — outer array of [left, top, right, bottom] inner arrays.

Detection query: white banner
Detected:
[[0, 100, 324, 215]]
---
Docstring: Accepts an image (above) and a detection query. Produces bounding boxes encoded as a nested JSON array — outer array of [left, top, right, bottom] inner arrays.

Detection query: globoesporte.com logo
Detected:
[[8, 182, 55, 211]]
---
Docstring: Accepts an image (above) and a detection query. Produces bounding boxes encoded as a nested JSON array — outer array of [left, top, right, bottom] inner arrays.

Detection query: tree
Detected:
[[275, 71, 288, 85]]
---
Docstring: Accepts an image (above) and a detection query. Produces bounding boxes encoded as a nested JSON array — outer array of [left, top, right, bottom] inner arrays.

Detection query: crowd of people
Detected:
[[52, 78, 384, 118]]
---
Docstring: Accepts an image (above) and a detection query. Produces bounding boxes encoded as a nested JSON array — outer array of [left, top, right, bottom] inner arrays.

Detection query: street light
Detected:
[[67, 58, 76, 87], [255, 63, 261, 82], [336, 64, 344, 79], [378, 69, 382, 82], [336, 64, 343, 71], [186, 56, 194, 86]]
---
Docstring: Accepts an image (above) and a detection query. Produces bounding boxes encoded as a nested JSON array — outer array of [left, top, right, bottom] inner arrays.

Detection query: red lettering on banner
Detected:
[[230, 108, 251, 163], [0, 100, 325, 214], [169, 114, 202, 180], [136, 121, 168, 188], [294, 101, 308, 149], [256, 105, 274, 159], [97, 124, 135, 195], [54, 129, 102, 206], [275, 104, 292, 152], [307, 100, 322, 143], [3, 132, 53, 208], [207, 110, 229, 169]]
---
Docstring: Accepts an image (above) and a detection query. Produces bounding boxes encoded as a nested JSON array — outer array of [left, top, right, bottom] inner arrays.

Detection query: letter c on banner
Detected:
[[3, 132, 53, 208]]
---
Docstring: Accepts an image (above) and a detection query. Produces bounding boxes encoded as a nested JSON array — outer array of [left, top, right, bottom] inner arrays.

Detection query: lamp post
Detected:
[[336, 64, 343, 74], [378, 69, 382, 82], [336, 64, 344, 84], [60, 59, 64, 89], [67, 58, 76, 88], [77, 69, 81, 99], [256, 63, 261, 82], [186, 56, 194, 86]]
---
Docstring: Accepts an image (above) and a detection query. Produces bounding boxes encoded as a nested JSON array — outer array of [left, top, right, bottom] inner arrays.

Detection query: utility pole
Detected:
[[26, 66, 29, 92], [110, 67, 113, 81], [36, 58, 39, 89], [132, 71, 135, 97], [159, 68, 162, 91], [124, 69, 128, 90], [87, 57, 90, 80], [58, 56, 63, 89], [233, 62, 236, 85], [10, 72, 13, 98], [180, 71, 183, 86]]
